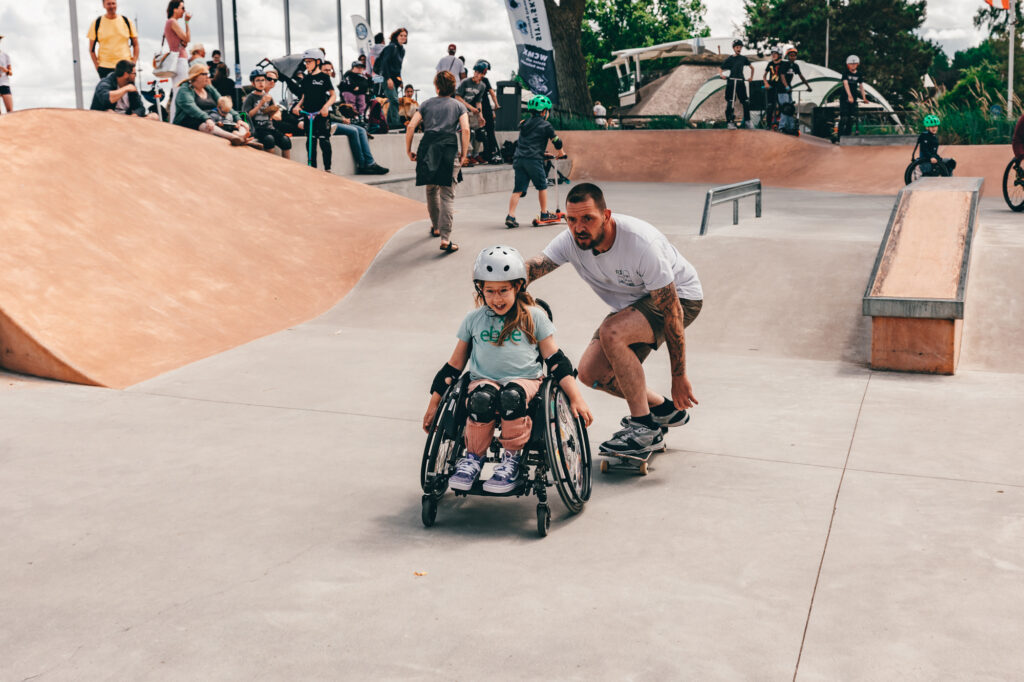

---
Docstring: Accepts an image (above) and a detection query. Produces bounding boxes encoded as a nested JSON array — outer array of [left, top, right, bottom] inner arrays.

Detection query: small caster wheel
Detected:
[[600, 459, 609, 474], [536, 504, 551, 537], [532, 219, 539, 226], [638, 461, 649, 476], [421, 496, 438, 527]]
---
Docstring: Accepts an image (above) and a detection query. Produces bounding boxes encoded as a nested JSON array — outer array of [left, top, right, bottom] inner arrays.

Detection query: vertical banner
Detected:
[[351, 15, 373, 57], [503, 0, 559, 104]]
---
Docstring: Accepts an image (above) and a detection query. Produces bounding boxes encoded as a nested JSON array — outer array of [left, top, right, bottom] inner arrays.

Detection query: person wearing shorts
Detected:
[[504, 94, 563, 228], [0, 36, 12, 113], [525, 182, 703, 458]]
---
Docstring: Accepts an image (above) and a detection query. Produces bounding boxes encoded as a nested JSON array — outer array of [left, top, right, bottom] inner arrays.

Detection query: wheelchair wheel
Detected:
[[536, 504, 550, 537], [420, 375, 469, 498], [1003, 158, 1024, 212], [421, 496, 438, 527], [542, 380, 592, 514], [904, 158, 949, 185]]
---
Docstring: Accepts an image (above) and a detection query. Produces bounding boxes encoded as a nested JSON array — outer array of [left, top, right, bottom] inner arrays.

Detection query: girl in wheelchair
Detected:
[[423, 245, 593, 494], [916, 114, 956, 176]]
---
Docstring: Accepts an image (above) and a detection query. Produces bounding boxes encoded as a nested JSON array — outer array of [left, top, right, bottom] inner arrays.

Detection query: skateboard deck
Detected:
[[598, 439, 666, 476]]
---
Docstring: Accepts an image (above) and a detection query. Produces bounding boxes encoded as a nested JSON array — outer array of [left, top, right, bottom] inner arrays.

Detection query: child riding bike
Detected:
[[916, 114, 956, 176], [423, 246, 593, 493], [505, 95, 566, 228]]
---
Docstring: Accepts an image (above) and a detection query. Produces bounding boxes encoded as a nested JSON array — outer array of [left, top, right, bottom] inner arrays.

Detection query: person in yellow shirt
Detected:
[[87, 0, 139, 78]]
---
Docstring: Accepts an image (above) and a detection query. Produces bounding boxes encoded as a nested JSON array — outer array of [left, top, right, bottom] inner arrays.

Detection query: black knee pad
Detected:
[[498, 383, 529, 420], [467, 384, 499, 423]]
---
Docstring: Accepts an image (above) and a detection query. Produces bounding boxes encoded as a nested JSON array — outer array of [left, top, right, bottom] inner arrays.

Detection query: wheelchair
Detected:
[[419, 371, 593, 538], [904, 142, 951, 185], [1002, 157, 1024, 212]]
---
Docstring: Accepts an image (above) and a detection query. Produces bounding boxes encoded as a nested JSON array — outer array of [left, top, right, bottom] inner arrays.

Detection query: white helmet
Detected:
[[473, 245, 527, 282], [303, 48, 325, 61], [847, 54, 860, 64], [770, 46, 781, 55]]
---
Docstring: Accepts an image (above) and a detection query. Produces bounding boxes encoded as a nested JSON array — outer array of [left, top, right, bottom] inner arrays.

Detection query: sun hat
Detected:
[[181, 63, 210, 84]]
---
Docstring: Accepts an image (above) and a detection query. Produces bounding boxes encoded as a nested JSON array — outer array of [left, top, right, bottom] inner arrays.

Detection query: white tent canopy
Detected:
[[602, 39, 698, 71], [683, 60, 898, 121]]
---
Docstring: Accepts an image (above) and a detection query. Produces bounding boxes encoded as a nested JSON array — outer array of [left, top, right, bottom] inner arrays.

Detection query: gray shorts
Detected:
[[592, 295, 703, 362]]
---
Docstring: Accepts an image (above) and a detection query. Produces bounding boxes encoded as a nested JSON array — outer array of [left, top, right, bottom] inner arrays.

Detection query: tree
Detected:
[[744, 0, 933, 106], [545, 0, 592, 116], [582, 0, 708, 106]]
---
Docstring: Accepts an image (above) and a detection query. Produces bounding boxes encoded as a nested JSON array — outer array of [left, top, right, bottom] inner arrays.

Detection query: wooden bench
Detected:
[[862, 177, 983, 374]]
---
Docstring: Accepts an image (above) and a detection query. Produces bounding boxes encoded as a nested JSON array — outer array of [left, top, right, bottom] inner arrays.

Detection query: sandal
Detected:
[[439, 241, 459, 253], [430, 226, 441, 237]]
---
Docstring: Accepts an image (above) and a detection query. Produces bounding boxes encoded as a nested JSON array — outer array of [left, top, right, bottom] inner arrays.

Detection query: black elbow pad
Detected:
[[552, 137, 563, 150], [430, 363, 461, 395], [544, 350, 574, 382]]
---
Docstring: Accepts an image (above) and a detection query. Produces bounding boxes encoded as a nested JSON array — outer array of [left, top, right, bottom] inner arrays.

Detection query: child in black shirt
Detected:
[[839, 55, 866, 136], [915, 115, 956, 176], [763, 47, 785, 129], [721, 39, 752, 129], [291, 48, 337, 171], [504, 95, 564, 228]]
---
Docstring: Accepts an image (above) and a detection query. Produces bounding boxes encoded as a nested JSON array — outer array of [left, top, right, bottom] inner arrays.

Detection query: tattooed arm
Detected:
[[525, 254, 560, 284], [650, 283, 698, 409]]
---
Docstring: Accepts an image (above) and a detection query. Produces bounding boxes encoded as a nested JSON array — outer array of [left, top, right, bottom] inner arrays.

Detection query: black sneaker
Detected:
[[370, 163, 390, 174], [620, 407, 689, 430], [600, 420, 664, 458], [355, 166, 374, 175], [505, 215, 519, 229]]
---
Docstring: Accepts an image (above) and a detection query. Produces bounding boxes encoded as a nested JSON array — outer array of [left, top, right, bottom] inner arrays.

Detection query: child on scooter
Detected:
[[423, 246, 592, 493], [504, 95, 566, 228], [916, 114, 956, 176]]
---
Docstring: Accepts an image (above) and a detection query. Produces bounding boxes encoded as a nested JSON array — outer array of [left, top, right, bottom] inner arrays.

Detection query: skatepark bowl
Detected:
[[2, 109, 1023, 679]]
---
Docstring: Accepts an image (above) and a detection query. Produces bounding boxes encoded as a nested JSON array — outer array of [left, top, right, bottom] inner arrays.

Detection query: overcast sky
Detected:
[[0, 0, 988, 111]]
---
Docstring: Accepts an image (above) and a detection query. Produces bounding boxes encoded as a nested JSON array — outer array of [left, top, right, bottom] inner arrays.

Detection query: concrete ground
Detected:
[[3, 183, 1023, 680]]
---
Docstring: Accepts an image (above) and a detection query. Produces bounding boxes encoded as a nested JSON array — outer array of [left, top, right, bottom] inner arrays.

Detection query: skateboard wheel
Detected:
[[639, 461, 649, 476], [600, 459, 609, 474]]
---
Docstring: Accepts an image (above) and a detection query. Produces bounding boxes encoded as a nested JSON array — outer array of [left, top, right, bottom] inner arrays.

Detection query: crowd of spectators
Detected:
[[75, 2, 528, 176]]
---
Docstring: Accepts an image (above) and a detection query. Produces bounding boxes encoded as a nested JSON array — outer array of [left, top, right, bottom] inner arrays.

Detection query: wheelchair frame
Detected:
[[420, 372, 593, 537], [904, 141, 950, 185]]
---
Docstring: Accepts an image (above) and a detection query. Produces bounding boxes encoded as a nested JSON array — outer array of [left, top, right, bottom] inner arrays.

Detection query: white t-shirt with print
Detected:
[[0, 52, 11, 87], [542, 212, 703, 312]]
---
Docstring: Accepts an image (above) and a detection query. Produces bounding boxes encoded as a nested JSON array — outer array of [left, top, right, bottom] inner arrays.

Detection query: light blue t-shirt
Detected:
[[456, 305, 555, 383]]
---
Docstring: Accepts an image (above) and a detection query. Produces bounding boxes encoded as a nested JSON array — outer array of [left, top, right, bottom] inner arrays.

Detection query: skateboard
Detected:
[[598, 431, 667, 476]]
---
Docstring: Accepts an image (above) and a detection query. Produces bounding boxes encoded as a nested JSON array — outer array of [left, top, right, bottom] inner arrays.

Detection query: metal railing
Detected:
[[700, 179, 762, 236]]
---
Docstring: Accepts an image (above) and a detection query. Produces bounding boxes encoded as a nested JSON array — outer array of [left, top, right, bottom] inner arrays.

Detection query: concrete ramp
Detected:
[[562, 129, 1007, 197], [0, 109, 423, 388]]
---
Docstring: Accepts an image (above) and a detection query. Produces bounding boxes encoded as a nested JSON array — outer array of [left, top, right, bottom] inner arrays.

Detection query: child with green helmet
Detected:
[[504, 94, 566, 228], [915, 114, 956, 177]]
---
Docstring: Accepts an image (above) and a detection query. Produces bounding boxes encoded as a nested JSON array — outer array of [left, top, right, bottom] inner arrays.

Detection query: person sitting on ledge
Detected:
[[330, 102, 389, 174], [90, 59, 156, 118], [173, 63, 249, 145]]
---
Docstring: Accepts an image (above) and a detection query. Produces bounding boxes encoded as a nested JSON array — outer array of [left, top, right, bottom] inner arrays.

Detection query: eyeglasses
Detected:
[[266, 77, 278, 82]]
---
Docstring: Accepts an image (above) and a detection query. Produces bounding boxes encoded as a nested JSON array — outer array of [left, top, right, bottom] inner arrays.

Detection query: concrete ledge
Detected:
[[862, 176, 983, 374], [840, 134, 918, 146]]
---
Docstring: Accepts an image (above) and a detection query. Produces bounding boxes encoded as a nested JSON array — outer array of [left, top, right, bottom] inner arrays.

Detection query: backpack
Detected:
[[93, 15, 133, 48], [501, 140, 517, 164], [367, 98, 388, 134]]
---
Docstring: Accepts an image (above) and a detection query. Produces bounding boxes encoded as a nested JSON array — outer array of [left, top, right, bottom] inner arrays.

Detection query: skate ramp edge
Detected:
[[0, 109, 423, 388], [561, 129, 1006, 197], [862, 177, 983, 374]]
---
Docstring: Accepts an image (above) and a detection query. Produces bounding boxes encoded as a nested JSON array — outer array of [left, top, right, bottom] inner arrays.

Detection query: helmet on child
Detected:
[[923, 114, 941, 127], [473, 246, 528, 283], [527, 94, 552, 112], [732, 39, 744, 47], [785, 45, 798, 57], [846, 54, 860, 65], [249, 68, 265, 82], [770, 46, 781, 55], [303, 48, 325, 62], [473, 60, 490, 73]]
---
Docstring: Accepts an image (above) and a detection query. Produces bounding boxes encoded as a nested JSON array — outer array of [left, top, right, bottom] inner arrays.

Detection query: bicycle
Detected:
[[1002, 157, 1024, 211]]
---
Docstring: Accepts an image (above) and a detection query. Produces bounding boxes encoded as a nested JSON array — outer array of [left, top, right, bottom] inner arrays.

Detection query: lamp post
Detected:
[[284, 0, 292, 55], [68, 0, 84, 108], [216, 0, 225, 59], [1009, 3, 1016, 120], [337, 0, 344, 65], [825, 0, 830, 70]]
